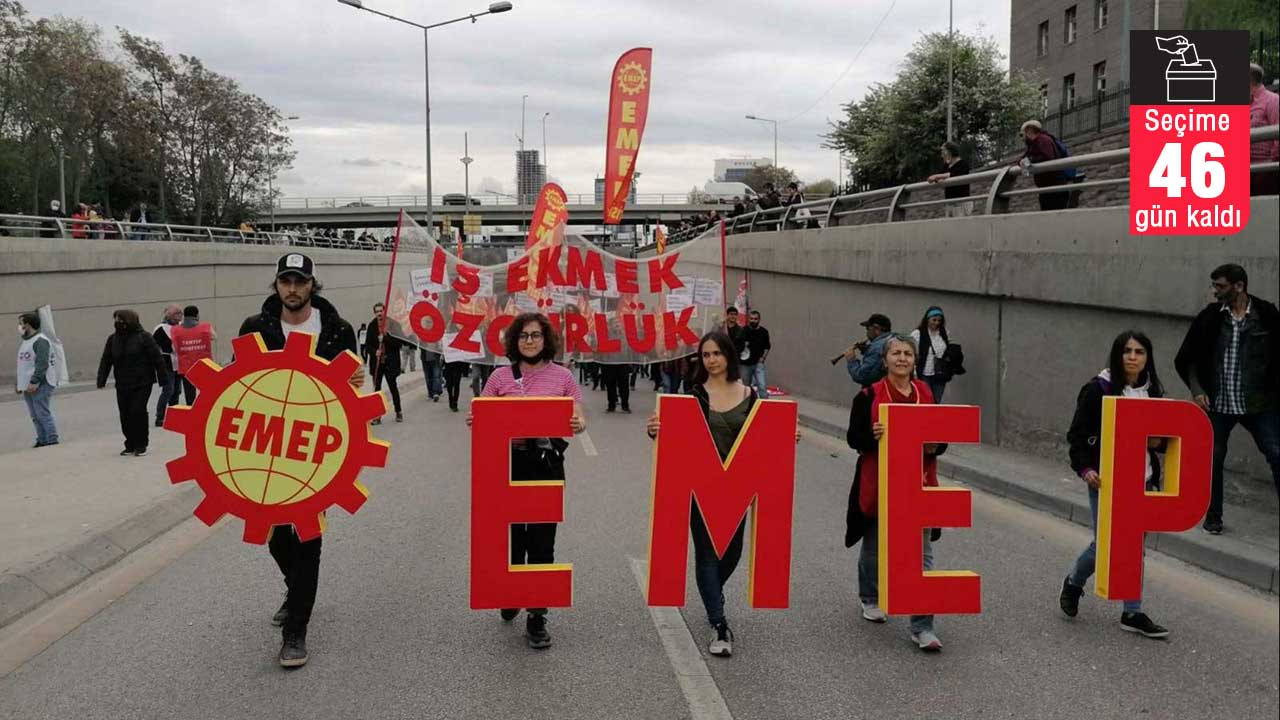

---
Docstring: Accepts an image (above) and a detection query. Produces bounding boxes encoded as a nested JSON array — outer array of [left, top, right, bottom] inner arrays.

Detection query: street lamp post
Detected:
[[337, 0, 513, 237], [268, 114, 300, 232], [541, 111, 550, 172], [461, 132, 473, 242], [946, 0, 954, 142], [745, 114, 778, 169]]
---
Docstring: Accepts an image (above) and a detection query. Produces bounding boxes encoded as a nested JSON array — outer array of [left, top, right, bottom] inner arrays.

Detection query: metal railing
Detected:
[[652, 125, 1280, 249], [272, 192, 714, 209], [0, 215, 431, 253]]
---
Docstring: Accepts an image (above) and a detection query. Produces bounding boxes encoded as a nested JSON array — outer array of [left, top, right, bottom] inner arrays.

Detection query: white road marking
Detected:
[[628, 557, 735, 720], [579, 431, 598, 457]]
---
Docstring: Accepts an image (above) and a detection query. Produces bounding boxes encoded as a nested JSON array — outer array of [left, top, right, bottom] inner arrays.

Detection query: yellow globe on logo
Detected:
[[203, 368, 349, 506]]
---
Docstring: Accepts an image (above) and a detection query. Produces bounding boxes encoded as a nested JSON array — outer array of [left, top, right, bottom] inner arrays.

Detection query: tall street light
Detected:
[[460, 132, 473, 242], [337, 0, 514, 237], [541, 111, 550, 172], [269, 115, 300, 232], [946, 0, 954, 142], [745, 114, 778, 169]]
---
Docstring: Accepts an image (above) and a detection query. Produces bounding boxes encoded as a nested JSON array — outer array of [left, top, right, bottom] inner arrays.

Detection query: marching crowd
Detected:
[[12, 251, 1278, 669]]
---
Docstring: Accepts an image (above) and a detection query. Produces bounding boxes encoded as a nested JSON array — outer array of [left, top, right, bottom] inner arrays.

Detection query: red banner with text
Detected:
[[604, 48, 652, 225]]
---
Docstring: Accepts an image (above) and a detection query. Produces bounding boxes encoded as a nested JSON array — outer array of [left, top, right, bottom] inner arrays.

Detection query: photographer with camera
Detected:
[[837, 313, 893, 388]]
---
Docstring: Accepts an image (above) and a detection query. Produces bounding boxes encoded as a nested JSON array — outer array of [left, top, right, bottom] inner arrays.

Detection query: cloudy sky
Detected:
[[43, 0, 1011, 201]]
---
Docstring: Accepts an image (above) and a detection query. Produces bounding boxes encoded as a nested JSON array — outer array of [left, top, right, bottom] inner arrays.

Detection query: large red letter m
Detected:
[[646, 395, 797, 608]]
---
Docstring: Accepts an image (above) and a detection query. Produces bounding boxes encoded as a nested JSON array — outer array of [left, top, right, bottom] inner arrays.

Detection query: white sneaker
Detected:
[[911, 630, 943, 652], [860, 601, 887, 623], [708, 623, 733, 657]]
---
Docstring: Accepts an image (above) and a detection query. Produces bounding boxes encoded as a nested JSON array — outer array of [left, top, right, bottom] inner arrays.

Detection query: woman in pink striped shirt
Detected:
[[466, 312, 586, 650]]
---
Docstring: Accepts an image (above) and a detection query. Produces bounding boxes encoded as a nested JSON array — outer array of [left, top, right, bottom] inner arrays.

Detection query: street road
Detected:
[[2, 379, 1277, 719]]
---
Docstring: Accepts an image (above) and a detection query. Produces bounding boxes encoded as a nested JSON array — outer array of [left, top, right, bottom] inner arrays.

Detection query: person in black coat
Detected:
[[237, 252, 359, 669], [97, 308, 168, 456], [1059, 330, 1171, 639]]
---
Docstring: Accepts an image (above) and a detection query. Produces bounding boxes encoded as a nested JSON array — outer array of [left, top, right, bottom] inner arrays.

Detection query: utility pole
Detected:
[[461, 132, 473, 242], [946, 0, 954, 142]]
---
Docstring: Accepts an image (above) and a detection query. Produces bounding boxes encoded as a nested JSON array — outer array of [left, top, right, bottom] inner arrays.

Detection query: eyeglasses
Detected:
[[518, 332, 544, 342]]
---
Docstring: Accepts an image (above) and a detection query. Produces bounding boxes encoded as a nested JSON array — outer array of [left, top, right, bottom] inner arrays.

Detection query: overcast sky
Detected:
[[43, 0, 1011, 201]]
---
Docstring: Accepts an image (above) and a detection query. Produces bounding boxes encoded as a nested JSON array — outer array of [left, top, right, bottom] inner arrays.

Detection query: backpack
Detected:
[[1048, 134, 1078, 180]]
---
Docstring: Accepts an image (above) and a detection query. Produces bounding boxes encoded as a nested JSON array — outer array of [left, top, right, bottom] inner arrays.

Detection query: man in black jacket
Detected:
[[97, 309, 168, 456], [152, 304, 182, 427], [1174, 263, 1280, 534], [237, 252, 360, 668]]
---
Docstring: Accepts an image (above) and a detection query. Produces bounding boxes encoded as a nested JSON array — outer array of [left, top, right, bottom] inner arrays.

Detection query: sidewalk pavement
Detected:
[[0, 373, 424, 629], [789, 392, 1279, 596]]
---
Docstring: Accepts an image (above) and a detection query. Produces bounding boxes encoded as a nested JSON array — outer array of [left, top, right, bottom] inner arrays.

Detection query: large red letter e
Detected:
[[879, 403, 982, 615], [646, 395, 797, 608], [1096, 397, 1210, 601], [470, 397, 574, 610]]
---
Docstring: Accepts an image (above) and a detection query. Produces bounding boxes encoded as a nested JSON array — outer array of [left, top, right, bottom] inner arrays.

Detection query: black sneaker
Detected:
[[133, 448, 148, 457], [526, 614, 552, 649], [271, 600, 289, 627], [708, 622, 733, 657], [499, 608, 520, 622], [605, 407, 616, 413], [371, 418, 382, 426], [1203, 519, 1224, 535], [278, 629, 309, 668], [395, 412, 403, 423], [120, 448, 134, 456], [1120, 612, 1170, 639], [154, 418, 164, 427], [622, 407, 632, 414], [1059, 577, 1084, 618]]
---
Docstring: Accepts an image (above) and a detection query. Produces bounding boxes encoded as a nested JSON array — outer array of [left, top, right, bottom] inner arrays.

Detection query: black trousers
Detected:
[[179, 375, 197, 405], [115, 384, 152, 451], [510, 445, 564, 615], [268, 526, 322, 634], [602, 364, 630, 410], [444, 362, 467, 409], [375, 368, 402, 413], [1037, 185, 1070, 210]]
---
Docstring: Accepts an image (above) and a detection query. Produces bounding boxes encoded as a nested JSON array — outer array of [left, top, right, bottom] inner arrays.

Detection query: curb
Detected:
[[0, 373, 431, 630], [0, 484, 204, 629], [796, 412, 1279, 596]]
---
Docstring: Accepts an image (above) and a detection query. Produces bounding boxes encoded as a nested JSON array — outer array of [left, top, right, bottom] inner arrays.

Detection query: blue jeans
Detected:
[[155, 370, 179, 422], [662, 369, 680, 394], [422, 358, 443, 398], [741, 363, 768, 399], [923, 375, 948, 404], [23, 382, 59, 445], [690, 505, 745, 627], [1068, 487, 1142, 613], [1207, 409, 1280, 523], [857, 523, 934, 633]]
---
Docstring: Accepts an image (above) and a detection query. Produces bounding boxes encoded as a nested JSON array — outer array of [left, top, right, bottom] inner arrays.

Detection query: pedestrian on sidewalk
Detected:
[[237, 252, 360, 669], [420, 346, 443, 402], [371, 316, 405, 425], [1015, 120, 1070, 211], [844, 333, 946, 652], [364, 303, 386, 390], [153, 304, 182, 426], [1060, 330, 1171, 639], [357, 323, 368, 365], [96, 309, 168, 457], [927, 141, 973, 217], [740, 310, 771, 399], [1174, 264, 1279, 535], [724, 307, 745, 352], [910, 306, 961, 403], [16, 311, 60, 447], [171, 306, 216, 405], [444, 360, 468, 411], [844, 313, 892, 388], [645, 329, 798, 658], [467, 312, 586, 650]]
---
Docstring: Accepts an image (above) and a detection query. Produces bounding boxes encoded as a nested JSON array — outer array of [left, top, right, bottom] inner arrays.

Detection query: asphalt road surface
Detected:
[[2, 379, 1277, 719]]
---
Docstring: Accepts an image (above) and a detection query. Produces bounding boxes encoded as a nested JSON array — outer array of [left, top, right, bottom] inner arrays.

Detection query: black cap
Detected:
[[276, 253, 315, 280], [860, 313, 891, 331]]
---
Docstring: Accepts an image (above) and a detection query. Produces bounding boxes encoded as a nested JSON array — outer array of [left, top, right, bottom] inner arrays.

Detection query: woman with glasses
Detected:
[[466, 312, 586, 650], [843, 333, 947, 652]]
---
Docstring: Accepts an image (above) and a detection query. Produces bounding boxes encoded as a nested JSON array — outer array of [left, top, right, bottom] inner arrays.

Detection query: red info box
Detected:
[[1129, 105, 1249, 235]]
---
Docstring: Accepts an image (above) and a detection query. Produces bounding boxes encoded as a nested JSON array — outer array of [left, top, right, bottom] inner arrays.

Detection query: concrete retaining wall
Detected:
[[672, 198, 1280, 508]]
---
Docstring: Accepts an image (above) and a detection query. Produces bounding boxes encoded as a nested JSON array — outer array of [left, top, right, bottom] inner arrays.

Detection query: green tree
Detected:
[[804, 178, 837, 196], [1186, 0, 1278, 32], [824, 31, 1041, 190], [742, 165, 798, 193]]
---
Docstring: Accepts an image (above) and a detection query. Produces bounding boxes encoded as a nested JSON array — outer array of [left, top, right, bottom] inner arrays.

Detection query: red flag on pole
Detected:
[[603, 48, 652, 225]]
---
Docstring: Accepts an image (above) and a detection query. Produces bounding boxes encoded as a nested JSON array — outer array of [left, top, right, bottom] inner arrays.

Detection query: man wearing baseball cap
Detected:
[[237, 252, 362, 668], [844, 313, 893, 388]]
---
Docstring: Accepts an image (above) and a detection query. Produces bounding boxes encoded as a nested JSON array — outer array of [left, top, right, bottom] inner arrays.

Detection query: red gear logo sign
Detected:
[[163, 331, 389, 544]]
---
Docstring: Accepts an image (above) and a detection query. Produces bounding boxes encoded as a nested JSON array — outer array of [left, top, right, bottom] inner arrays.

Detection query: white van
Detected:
[[702, 181, 759, 202]]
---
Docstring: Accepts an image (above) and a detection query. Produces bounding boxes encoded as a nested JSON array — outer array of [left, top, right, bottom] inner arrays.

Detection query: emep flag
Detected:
[[604, 48, 652, 225], [1129, 31, 1251, 235]]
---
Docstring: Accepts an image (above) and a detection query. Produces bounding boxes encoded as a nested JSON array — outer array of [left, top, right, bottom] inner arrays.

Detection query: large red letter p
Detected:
[[470, 397, 574, 610], [1096, 397, 1211, 601]]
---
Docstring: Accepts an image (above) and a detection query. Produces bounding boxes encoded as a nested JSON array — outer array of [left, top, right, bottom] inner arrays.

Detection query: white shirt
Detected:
[[281, 309, 322, 340], [910, 328, 949, 376]]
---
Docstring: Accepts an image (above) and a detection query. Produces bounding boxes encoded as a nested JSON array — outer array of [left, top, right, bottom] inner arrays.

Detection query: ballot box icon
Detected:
[[1156, 35, 1216, 103]]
